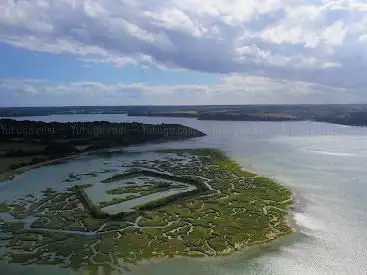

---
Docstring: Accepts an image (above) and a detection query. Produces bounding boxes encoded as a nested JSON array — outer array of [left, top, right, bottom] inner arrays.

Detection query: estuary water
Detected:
[[1, 114, 367, 275]]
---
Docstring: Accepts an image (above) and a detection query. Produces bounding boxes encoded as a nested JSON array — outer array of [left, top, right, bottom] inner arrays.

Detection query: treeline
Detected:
[[0, 119, 205, 155], [313, 111, 367, 126], [3, 105, 367, 126], [0, 119, 205, 172], [127, 105, 367, 126], [128, 111, 198, 118], [198, 113, 299, 121]]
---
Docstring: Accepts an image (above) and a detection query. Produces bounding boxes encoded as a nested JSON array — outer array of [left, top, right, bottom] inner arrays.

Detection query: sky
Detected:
[[1, 0, 367, 106]]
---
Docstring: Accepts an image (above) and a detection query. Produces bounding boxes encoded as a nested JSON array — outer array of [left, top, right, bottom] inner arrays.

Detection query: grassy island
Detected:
[[0, 149, 294, 273]]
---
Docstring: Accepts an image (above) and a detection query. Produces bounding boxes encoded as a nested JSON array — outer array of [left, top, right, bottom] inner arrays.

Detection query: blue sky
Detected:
[[0, 43, 219, 85], [1, 0, 367, 106]]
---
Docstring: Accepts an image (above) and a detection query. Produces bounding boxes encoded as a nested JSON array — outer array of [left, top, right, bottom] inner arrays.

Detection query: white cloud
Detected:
[[0, 0, 367, 90], [322, 20, 347, 46], [0, 75, 358, 107], [358, 34, 367, 43]]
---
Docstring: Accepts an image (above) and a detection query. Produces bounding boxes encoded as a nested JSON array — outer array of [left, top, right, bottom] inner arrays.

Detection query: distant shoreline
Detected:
[[3, 112, 367, 127], [2, 104, 367, 127]]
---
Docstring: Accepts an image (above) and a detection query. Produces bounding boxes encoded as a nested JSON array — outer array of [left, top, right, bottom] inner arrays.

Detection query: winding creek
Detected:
[[1, 114, 367, 274]]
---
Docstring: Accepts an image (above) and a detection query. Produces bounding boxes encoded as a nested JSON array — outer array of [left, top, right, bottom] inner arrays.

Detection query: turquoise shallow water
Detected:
[[1, 114, 367, 274]]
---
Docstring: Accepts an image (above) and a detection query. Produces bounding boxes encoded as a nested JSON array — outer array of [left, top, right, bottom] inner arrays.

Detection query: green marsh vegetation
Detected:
[[0, 149, 294, 272]]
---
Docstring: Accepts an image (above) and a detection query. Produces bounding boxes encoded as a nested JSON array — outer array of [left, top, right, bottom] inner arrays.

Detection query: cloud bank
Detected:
[[0, 76, 355, 106], [1, 0, 367, 103]]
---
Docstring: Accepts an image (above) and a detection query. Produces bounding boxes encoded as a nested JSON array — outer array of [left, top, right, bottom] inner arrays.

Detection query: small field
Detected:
[[83, 170, 203, 215]]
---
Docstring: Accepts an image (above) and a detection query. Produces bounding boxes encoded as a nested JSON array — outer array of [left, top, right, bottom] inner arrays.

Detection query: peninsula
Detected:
[[0, 148, 294, 273], [0, 119, 205, 180]]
